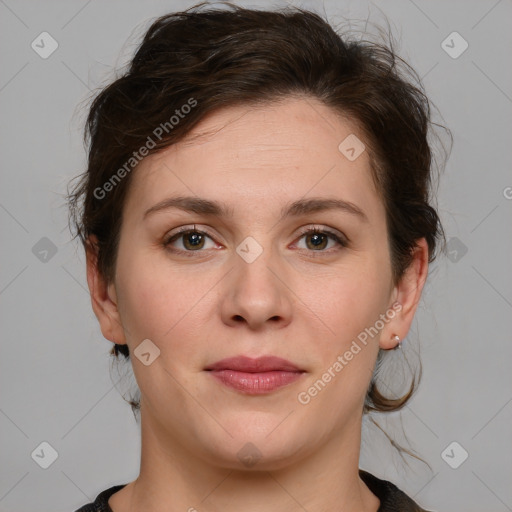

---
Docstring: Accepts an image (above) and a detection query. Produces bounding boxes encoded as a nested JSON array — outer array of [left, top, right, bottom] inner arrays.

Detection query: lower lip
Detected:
[[208, 370, 304, 394]]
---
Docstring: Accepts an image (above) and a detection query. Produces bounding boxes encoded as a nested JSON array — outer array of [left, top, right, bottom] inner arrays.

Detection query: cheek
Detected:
[[294, 268, 386, 416], [296, 260, 389, 338], [115, 251, 217, 356]]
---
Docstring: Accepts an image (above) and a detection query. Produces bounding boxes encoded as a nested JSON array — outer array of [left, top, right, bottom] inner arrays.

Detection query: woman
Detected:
[[68, 2, 447, 511]]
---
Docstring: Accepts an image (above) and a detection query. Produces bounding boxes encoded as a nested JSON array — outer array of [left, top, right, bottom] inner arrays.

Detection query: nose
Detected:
[[220, 245, 293, 331]]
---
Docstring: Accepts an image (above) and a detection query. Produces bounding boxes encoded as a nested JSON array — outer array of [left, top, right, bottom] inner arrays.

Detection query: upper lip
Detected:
[[205, 356, 303, 373]]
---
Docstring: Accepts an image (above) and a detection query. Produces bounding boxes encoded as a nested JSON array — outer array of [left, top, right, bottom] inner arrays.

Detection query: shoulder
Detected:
[[74, 484, 127, 512], [359, 469, 434, 512]]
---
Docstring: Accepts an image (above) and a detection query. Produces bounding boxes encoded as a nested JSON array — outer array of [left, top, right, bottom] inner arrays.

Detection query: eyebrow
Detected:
[[143, 195, 368, 223]]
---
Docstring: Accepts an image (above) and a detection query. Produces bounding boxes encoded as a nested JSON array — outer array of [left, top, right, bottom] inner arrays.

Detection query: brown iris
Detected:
[[182, 231, 205, 250], [305, 232, 328, 250]]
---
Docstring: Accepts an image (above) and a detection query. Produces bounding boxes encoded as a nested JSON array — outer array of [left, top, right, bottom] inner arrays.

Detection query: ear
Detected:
[[85, 235, 127, 346], [379, 238, 429, 349]]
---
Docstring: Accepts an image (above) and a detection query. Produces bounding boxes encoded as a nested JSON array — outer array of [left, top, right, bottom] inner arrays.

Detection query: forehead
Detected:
[[124, 96, 383, 222]]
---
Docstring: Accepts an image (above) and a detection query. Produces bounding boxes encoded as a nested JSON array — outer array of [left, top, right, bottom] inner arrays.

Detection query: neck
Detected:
[[111, 406, 380, 512]]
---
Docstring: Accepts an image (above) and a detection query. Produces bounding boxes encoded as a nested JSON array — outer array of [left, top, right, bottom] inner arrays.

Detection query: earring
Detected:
[[392, 335, 402, 350]]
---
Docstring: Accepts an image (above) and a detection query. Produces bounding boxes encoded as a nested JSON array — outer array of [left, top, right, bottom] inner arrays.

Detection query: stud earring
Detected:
[[392, 335, 402, 350]]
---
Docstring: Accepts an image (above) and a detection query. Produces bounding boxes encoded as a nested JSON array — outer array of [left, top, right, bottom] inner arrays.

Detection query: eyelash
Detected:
[[163, 225, 348, 258]]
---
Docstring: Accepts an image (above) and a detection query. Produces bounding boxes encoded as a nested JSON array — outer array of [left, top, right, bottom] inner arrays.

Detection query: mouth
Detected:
[[204, 356, 305, 395]]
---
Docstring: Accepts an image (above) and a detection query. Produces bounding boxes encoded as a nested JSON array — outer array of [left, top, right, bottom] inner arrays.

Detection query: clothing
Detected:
[[74, 469, 432, 512]]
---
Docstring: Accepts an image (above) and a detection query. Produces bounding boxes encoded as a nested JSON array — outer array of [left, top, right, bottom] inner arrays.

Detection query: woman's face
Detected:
[[93, 96, 421, 470]]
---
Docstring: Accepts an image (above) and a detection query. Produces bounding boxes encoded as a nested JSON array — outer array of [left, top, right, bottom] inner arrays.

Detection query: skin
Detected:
[[86, 96, 429, 512]]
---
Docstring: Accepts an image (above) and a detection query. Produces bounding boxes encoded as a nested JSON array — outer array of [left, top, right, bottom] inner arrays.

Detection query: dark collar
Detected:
[[359, 469, 431, 511]]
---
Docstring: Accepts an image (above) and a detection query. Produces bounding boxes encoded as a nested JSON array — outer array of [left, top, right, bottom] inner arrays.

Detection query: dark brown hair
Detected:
[[67, 2, 450, 427]]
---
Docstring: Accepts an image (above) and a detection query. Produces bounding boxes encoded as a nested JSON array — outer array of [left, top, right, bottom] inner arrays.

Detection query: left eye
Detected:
[[295, 228, 346, 252]]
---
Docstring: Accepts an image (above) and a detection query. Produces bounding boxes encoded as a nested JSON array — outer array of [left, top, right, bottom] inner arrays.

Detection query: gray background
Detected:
[[1, 1, 511, 511]]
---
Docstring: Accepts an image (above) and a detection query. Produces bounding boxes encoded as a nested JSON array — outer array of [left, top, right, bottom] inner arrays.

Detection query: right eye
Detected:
[[163, 226, 219, 254]]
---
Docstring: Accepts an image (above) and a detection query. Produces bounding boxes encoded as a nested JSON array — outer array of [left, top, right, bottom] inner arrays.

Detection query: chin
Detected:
[[197, 418, 312, 471]]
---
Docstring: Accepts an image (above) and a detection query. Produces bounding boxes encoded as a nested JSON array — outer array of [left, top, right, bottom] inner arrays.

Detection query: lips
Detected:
[[205, 356, 305, 394], [205, 356, 302, 373]]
